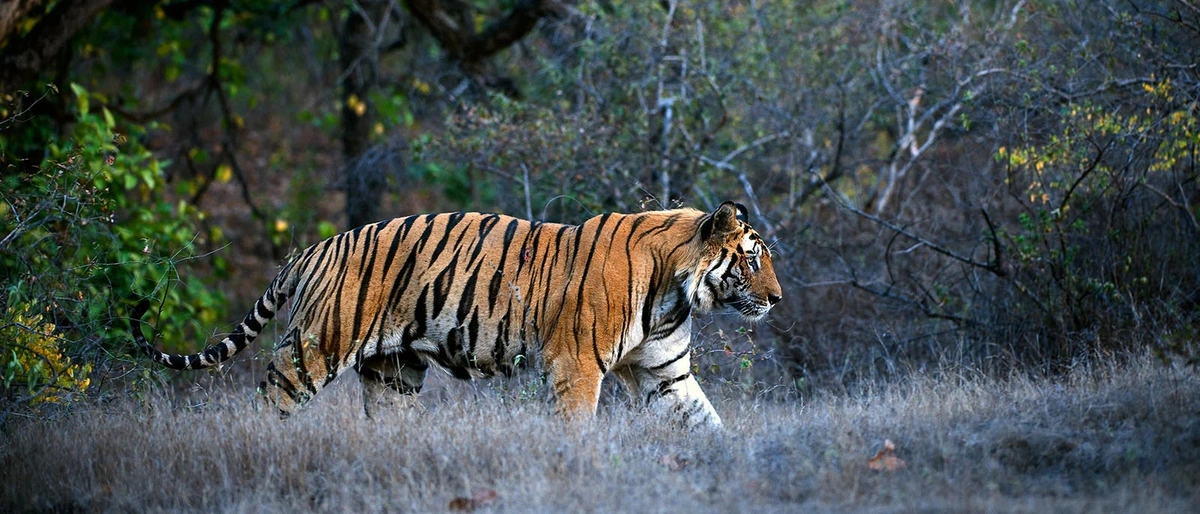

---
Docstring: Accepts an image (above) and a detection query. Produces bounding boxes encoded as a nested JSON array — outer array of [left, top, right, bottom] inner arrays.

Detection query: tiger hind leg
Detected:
[[358, 352, 428, 418], [258, 328, 339, 418]]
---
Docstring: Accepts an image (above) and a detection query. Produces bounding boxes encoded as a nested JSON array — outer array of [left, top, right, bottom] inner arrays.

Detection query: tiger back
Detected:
[[130, 201, 782, 428]]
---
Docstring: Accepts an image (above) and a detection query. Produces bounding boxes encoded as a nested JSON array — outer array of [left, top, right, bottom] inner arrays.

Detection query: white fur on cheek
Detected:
[[679, 259, 722, 313], [700, 256, 733, 312]]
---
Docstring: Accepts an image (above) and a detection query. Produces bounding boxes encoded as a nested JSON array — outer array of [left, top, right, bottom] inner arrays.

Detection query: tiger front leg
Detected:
[[614, 329, 722, 429], [543, 346, 605, 422]]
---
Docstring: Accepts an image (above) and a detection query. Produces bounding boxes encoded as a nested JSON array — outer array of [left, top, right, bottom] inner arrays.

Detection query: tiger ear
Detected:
[[700, 201, 744, 242], [732, 202, 749, 222]]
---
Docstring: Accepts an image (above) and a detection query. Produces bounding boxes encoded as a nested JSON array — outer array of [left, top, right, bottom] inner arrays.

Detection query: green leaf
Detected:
[[71, 83, 89, 115], [318, 221, 338, 240]]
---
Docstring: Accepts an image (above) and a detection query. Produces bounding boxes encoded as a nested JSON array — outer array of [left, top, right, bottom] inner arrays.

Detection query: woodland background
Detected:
[[0, 0, 1199, 510]]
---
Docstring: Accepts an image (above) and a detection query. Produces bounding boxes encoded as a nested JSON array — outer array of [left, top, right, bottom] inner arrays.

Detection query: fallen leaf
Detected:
[[448, 488, 499, 511], [658, 453, 691, 471], [868, 439, 907, 472]]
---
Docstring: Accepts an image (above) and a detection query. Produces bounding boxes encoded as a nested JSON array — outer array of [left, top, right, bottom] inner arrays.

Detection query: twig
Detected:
[[521, 163, 533, 221], [820, 180, 996, 272], [0, 87, 53, 131], [1141, 181, 1200, 233]]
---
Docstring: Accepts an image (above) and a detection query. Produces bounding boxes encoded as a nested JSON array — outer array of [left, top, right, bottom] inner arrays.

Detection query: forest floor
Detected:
[[2, 353, 1198, 513]]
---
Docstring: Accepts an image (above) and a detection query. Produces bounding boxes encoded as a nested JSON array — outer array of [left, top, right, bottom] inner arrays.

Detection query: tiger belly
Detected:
[[352, 278, 539, 381]]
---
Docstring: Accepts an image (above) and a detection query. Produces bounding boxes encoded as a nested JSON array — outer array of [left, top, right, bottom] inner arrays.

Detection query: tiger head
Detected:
[[687, 202, 783, 321]]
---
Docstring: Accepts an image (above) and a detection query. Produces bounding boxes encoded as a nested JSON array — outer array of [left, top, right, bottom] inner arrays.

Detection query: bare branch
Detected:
[[821, 179, 996, 273], [1141, 181, 1200, 233], [404, 0, 556, 84], [709, 131, 790, 169]]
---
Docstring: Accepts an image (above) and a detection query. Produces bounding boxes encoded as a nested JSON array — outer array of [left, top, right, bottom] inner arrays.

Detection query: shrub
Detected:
[[0, 85, 228, 420], [992, 80, 1200, 365]]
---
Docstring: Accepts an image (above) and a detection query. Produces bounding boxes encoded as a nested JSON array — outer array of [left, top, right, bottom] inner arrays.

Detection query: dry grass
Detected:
[[2, 354, 1198, 513]]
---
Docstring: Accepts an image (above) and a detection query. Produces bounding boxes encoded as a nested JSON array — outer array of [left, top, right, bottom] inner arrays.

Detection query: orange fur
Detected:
[[131, 202, 781, 427]]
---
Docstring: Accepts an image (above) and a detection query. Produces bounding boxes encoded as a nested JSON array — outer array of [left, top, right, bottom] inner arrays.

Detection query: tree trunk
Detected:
[[341, 0, 389, 229], [0, 0, 113, 92]]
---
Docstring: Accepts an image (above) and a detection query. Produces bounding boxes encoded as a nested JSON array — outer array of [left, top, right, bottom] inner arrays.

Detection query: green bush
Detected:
[[1, 85, 228, 416]]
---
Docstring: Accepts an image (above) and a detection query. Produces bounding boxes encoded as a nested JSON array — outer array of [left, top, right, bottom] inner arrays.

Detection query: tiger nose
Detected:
[[767, 293, 782, 305]]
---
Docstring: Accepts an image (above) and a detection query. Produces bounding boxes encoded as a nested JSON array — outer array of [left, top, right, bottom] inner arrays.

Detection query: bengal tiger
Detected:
[[130, 201, 781, 428]]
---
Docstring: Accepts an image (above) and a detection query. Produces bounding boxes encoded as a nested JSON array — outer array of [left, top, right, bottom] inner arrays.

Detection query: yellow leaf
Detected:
[[216, 164, 233, 183], [413, 78, 431, 95], [347, 94, 366, 116]]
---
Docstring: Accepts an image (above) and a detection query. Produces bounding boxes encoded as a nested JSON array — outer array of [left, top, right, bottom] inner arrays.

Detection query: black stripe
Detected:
[[265, 362, 301, 402], [394, 214, 420, 242], [443, 328, 473, 380], [650, 299, 692, 339], [219, 332, 243, 361], [242, 318, 260, 336], [378, 219, 411, 288], [300, 237, 337, 282], [492, 313, 510, 374], [535, 226, 572, 334], [638, 213, 686, 241], [647, 373, 691, 403], [721, 253, 739, 280], [569, 219, 586, 266], [591, 318, 608, 374], [571, 214, 613, 366], [350, 224, 381, 344], [326, 230, 359, 356], [431, 253, 459, 319], [254, 297, 274, 321], [284, 327, 317, 396], [663, 238, 695, 261], [412, 213, 440, 255], [488, 219, 521, 312], [291, 238, 340, 324], [382, 220, 430, 316], [466, 308, 481, 357], [413, 284, 430, 340], [518, 221, 541, 278], [641, 269, 658, 340], [464, 214, 502, 270], [426, 212, 466, 264], [617, 216, 648, 361], [648, 347, 690, 371], [361, 220, 410, 348], [456, 266, 480, 325]]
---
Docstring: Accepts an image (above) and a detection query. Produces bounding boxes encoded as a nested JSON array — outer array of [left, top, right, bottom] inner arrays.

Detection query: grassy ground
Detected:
[[1, 354, 1198, 513]]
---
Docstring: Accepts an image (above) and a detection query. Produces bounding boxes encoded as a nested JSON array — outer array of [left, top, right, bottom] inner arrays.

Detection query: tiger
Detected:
[[130, 201, 781, 428]]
